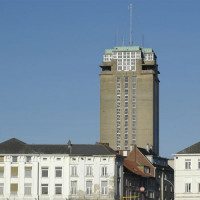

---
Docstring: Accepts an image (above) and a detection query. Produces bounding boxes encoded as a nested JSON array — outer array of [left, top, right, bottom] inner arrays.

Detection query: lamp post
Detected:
[[140, 186, 145, 200]]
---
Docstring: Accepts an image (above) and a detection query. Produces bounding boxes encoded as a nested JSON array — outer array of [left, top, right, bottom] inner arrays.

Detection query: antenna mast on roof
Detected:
[[129, 3, 133, 46]]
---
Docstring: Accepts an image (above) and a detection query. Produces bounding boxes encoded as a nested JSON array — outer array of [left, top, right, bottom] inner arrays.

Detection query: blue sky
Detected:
[[0, 0, 200, 158]]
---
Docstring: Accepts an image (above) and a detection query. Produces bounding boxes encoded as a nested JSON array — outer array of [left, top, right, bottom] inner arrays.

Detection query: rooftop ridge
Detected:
[[104, 46, 154, 54]]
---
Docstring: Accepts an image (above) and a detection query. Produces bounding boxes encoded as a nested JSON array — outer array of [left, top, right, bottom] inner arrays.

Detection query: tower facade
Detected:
[[100, 46, 159, 155]]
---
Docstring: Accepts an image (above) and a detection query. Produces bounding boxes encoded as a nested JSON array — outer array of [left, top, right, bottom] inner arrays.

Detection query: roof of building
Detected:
[[138, 147, 153, 156], [104, 46, 154, 54], [0, 138, 118, 156], [176, 141, 200, 154], [124, 159, 153, 177]]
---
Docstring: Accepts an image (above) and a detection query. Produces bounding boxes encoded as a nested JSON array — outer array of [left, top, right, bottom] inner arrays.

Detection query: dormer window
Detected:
[[144, 166, 150, 173]]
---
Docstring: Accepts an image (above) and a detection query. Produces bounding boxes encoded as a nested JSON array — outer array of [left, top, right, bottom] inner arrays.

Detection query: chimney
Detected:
[[67, 140, 72, 154], [146, 143, 150, 152]]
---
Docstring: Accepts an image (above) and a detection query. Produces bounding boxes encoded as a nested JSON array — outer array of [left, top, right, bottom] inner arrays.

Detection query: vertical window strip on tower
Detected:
[[132, 76, 136, 145], [124, 76, 129, 150], [116, 76, 121, 150]]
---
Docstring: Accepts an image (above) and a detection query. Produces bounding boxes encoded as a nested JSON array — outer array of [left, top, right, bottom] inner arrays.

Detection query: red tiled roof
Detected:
[[124, 159, 153, 177]]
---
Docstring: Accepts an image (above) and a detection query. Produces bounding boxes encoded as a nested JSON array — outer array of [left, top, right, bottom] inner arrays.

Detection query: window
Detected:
[[185, 183, 191, 192], [185, 159, 191, 169], [198, 183, 200, 192], [71, 166, 77, 176], [144, 166, 150, 173], [0, 156, 4, 162], [86, 166, 93, 176], [11, 166, 18, 177], [71, 181, 77, 195], [198, 159, 200, 169], [0, 183, 3, 195], [10, 183, 18, 195], [55, 167, 62, 178], [149, 191, 154, 198], [101, 166, 107, 176], [86, 181, 92, 195], [41, 167, 48, 177], [25, 167, 32, 178], [170, 185, 173, 192], [12, 156, 18, 162], [164, 174, 167, 180], [101, 181, 108, 195], [43, 158, 47, 161], [24, 183, 31, 195], [26, 156, 31, 162], [164, 185, 167, 191], [148, 179, 154, 186], [55, 184, 62, 195], [0, 167, 4, 177], [41, 184, 48, 195]]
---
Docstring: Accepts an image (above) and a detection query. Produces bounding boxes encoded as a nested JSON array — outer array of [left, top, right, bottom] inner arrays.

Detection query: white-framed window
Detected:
[[144, 53, 154, 61], [25, 166, 32, 178], [198, 183, 200, 192], [55, 167, 62, 178], [101, 181, 108, 195], [0, 183, 3, 195], [71, 166, 77, 176], [41, 167, 48, 177], [11, 166, 18, 177], [10, 183, 18, 195], [71, 181, 77, 195], [12, 156, 18, 162], [198, 159, 200, 169], [41, 184, 48, 195], [86, 166, 93, 176], [0, 167, 4, 177], [103, 54, 112, 62], [86, 181, 92, 195], [185, 159, 191, 169], [24, 183, 31, 195], [101, 166, 107, 176], [185, 183, 191, 192], [55, 184, 62, 195], [115, 52, 137, 71]]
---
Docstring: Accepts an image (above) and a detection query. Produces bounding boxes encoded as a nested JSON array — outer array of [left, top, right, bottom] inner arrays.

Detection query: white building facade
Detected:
[[0, 138, 124, 200], [174, 142, 200, 200]]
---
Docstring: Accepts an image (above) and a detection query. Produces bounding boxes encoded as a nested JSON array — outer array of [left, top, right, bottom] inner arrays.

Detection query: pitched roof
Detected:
[[124, 159, 153, 177], [0, 138, 117, 156], [177, 141, 200, 154], [138, 147, 156, 156]]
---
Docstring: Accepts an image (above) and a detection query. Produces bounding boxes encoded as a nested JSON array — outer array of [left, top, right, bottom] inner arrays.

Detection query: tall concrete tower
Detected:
[[100, 46, 159, 155]]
